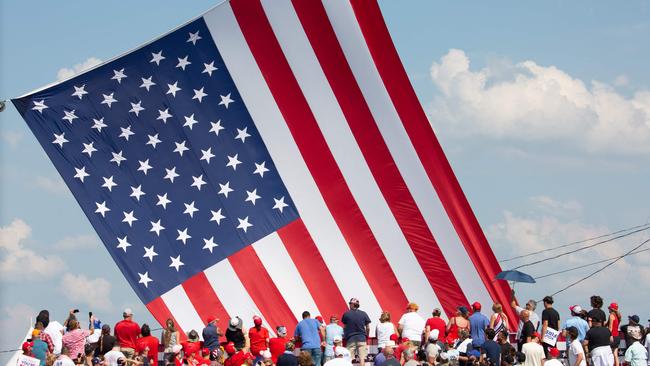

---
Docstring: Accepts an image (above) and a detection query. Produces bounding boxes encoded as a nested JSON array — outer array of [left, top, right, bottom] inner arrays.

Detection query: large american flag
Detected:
[[13, 0, 514, 336]]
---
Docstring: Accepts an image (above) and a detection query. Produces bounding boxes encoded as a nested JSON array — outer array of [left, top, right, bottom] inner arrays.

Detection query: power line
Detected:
[[511, 225, 650, 270], [549, 237, 650, 297], [499, 222, 650, 263], [533, 247, 650, 280]]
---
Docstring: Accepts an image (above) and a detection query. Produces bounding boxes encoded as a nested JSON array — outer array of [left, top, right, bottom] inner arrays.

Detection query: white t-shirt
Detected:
[[644, 334, 650, 366], [522, 342, 545, 366], [457, 339, 472, 353], [323, 358, 353, 366], [569, 339, 587, 366], [545, 360, 564, 366], [54, 356, 75, 366], [45, 321, 65, 354], [398, 312, 425, 341], [104, 350, 126, 366], [376, 322, 395, 349], [426, 343, 441, 359]]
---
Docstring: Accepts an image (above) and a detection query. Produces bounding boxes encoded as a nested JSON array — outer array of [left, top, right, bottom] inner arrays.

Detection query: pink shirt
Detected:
[[62, 329, 90, 360]]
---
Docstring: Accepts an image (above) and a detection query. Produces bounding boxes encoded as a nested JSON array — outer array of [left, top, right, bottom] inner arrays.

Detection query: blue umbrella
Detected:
[[496, 270, 536, 283]]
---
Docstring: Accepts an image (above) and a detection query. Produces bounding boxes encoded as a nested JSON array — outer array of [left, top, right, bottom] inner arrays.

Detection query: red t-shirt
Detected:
[[425, 317, 447, 339], [181, 341, 202, 356], [136, 335, 159, 362], [225, 351, 245, 366], [114, 319, 140, 349], [269, 337, 288, 363], [248, 327, 269, 356]]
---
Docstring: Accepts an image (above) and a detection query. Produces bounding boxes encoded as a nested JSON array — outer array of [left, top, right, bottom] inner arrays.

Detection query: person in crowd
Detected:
[[496, 330, 514, 366], [103, 345, 127, 366], [440, 339, 460, 366], [376, 312, 396, 353], [226, 317, 246, 351], [182, 330, 202, 356], [402, 349, 418, 366], [270, 326, 290, 364], [643, 330, 650, 366], [325, 316, 344, 362], [517, 310, 535, 352], [398, 303, 426, 347], [341, 298, 371, 366], [249, 316, 270, 360], [54, 346, 76, 366], [624, 336, 648, 366], [511, 299, 540, 340], [566, 327, 586, 366], [95, 324, 117, 357], [202, 317, 221, 353], [607, 303, 621, 342], [456, 330, 473, 366], [135, 324, 158, 365], [480, 329, 501, 366], [588, 296, 607, 327], [34, 321, 55, 354], [540, 296, 560, 357], [296, 351, 314, 366], [469, 302, 490, 348], [40, 310, 64, 355], [295, 311, 324, 366], [447, 307, 470, 344], [31, 329, 49, 366], [489, 304, 509, 340], [521, 333, 544, 366], [544, 348, 562, 366], [425, 309, 447, 345], [62, 317, 94, 362], [114, 309, 139, 360], [621, 315, 646, 350], [324, 346, 353, 366], [425, 329, 444, 365], [162, 319, 179, 364], [277, 341, 298, 366], [23, 339, 34, 358], [224, 343, 242, 366], [562, 305, 589, 346], [584, 317, 614, 366], [378, 341, 400, 366]]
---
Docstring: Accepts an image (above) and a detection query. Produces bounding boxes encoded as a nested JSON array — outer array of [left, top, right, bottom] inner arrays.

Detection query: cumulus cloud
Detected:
[[59, 274, 112, 311], [34, 176, 69, 195], [428, 49, 650, 155], [0, 219, 66, 280], [0, 303, 35, 350], [54, 234, 100, 250], [57, 57, 102, 81]]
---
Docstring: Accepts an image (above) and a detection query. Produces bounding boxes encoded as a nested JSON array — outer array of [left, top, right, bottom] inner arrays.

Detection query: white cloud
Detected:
[[0, 303, 35, 350], [614, 74, 629, 87], [0, 219, 66, 280], [57, 57, 102, 81], [428, 49, 650, 155], [54, 234, 100, 250], [59, 274, 112, 311], [34, 176, 69, 195]]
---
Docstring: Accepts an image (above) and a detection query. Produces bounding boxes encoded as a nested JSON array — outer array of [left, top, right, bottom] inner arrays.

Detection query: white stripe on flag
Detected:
[[203, 260, 274, 334], [260, 0, 443, 319], [322, 0, 494, 309], [203, 3, 384, 325], [161, 285, 205, 338], [252, 233, 321, 319]]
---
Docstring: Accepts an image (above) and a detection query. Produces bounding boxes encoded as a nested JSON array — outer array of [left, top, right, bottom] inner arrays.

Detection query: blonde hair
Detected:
[[379, 311, 391, 322], [492, 303, 503, 314], [406, 302, 419, 311]]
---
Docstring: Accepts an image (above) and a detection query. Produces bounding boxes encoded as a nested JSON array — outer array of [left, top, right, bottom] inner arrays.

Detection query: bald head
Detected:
[[520, 310, 530, 321]]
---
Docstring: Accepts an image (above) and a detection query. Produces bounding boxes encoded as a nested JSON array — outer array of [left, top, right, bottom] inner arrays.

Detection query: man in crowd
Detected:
[[497, 330, 514, 366], [624, 335, 648, 366], [402, 349, 418, 366], [249, 315, 270, 360], [54, 346, 76, 366], [480, 328, 501, 366], [540, 296, 560, 357], [425, 309, 447, 344], [114, 308, 139, 359], [398, 303, 425, 347], [341, 298, 371, 366], [511, 299, 540, 343], [566, 327, 586, 366], [375, 341, 400, 366], [294, 311, 324, 366], [518, 310, 536, 352], [135, 324, 159, 365], [521, 332, 545, 366], [562, 305, 589, 346], [276, 341, 298, 366], [270, 326, 290, 364], [325, 315, 344, 363], [202, 317, 221, 353], [584, 317, 614, 366], [621, 315, 646, 349], [469, 302, 490, 348], [587, 296, 607, 327], [544, 348, 563, 366]]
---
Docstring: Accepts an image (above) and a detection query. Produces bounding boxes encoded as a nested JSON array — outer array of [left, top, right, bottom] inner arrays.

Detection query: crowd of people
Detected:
[[17, 295, 650, 366]]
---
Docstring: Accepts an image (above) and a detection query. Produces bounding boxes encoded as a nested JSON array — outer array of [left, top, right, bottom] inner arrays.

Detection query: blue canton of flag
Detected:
[[12, 18, 299, 303]]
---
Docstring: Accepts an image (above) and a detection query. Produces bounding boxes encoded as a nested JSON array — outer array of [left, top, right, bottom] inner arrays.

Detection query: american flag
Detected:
[[12, 0, 514, 336]]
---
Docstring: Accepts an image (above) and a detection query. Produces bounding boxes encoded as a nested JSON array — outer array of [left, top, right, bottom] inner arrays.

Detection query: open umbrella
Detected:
[[496, 270, 536, 283]]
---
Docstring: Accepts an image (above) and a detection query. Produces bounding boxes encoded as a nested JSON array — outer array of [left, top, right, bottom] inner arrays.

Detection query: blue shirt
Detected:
[[202, 323, 221, 351], [341, 309, 371, 342], [32, 339, 48, 366], [469, 312, 490, 346], [563, 316, 589, 345], [324, 324, 344, 356], [294, 318, 321, 349], [374, 352, 387, 366], [481, 339, 501, 366]]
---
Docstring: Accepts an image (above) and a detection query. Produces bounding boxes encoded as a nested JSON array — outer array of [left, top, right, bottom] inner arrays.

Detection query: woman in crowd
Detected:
[[489, 303, 509, 340], [61, 318, 93, 362], [446, 307, 470, 344], [162, 319, 180, 365], [376, 311, 397, 352]]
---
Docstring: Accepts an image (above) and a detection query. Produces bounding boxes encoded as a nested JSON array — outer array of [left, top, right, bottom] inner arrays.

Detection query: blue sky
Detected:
[[2, 0, 650, 358]]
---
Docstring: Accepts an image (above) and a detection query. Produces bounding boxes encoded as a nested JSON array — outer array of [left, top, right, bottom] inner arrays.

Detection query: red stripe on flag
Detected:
[[349, 0, 516, 328], [277, 219, 348, 319], [230, 0, 409, 319], [229, 246, 298, 333], [146, 297, 187, 341], [182, 271, 230, 339], [290, 0, 470, 315]]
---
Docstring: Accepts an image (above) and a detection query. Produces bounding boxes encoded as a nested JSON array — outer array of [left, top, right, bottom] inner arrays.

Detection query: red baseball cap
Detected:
[[206, 316, 217, 324], [608, 303, 618, 311], [253, 316, 263, 326], [402, 337, 410, 343], [549, 348, 560, 358], [315, 315, 324, 323], [22, 342, 33, 353], [472, 302, 481, 311], [532, 332, 541, 339], [225, 342, 236, 355]]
